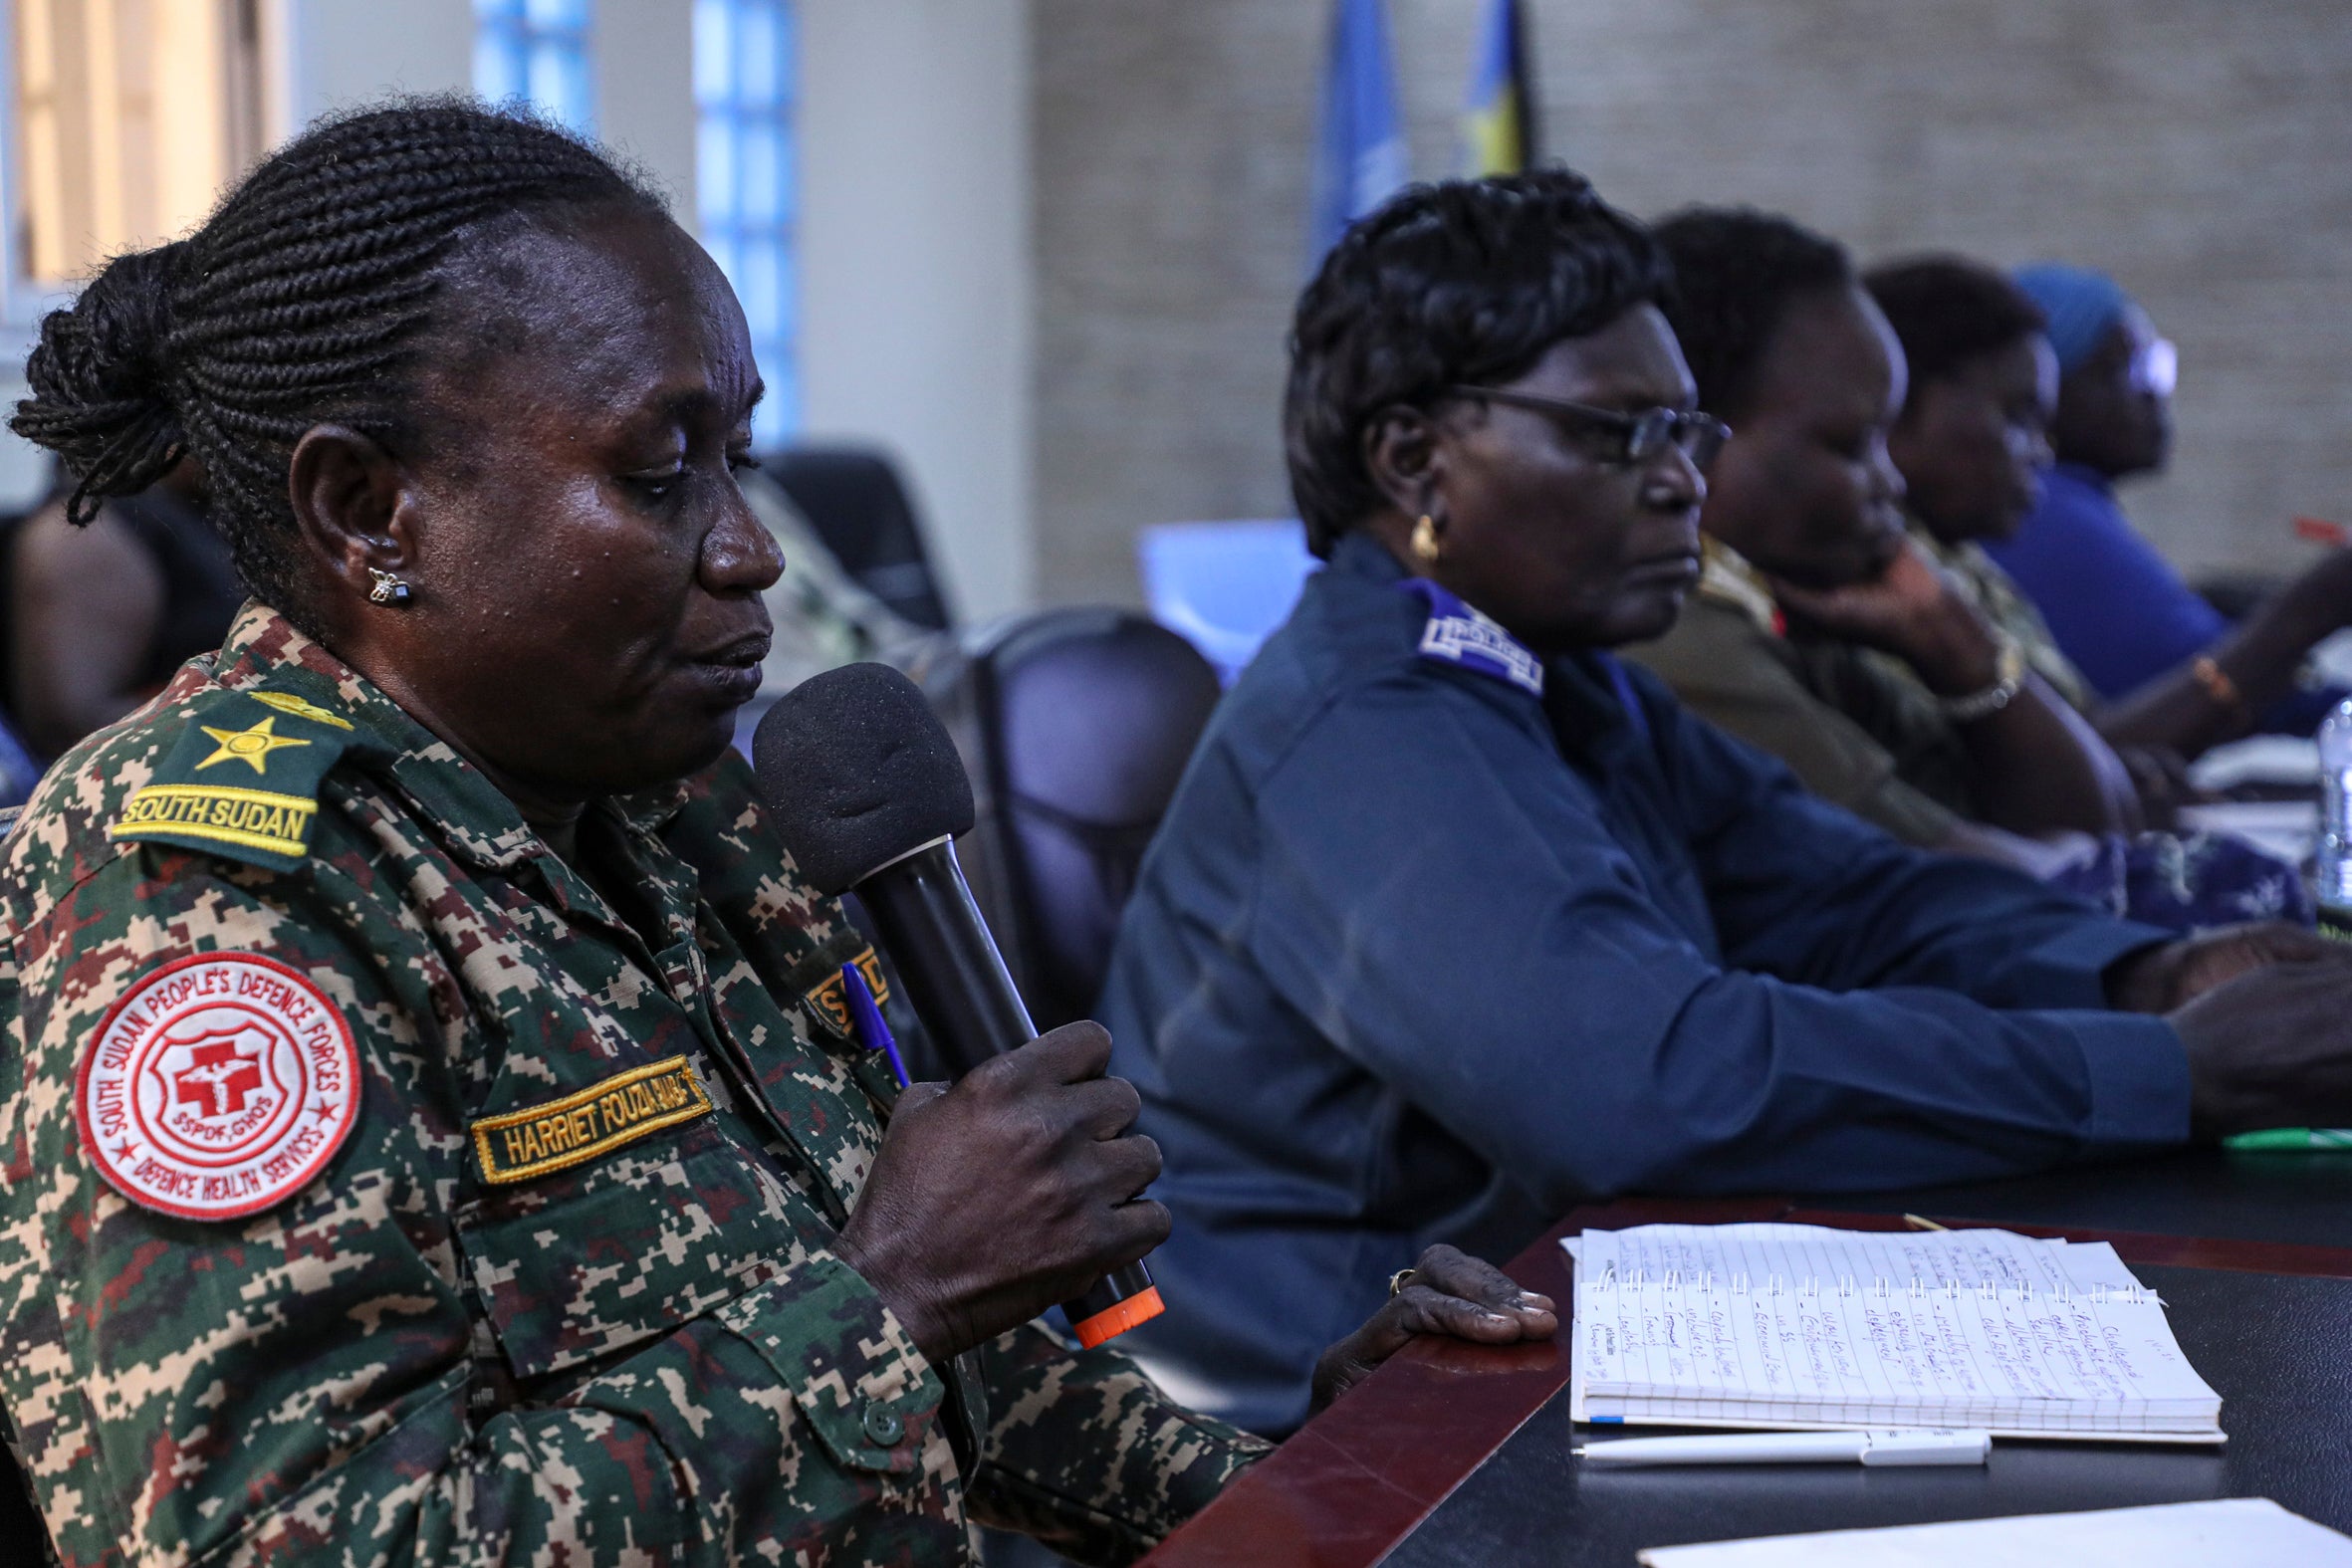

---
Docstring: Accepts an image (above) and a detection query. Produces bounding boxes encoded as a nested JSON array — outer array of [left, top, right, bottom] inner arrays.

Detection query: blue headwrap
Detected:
[[2014, 263, 2134, 374]]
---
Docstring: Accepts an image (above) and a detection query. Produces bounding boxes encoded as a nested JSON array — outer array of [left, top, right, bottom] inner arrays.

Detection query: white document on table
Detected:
[[1564, 1224, 2223, 1442], [1635, 1497, 2352, 1567], [2176, 799, 2321, 866]]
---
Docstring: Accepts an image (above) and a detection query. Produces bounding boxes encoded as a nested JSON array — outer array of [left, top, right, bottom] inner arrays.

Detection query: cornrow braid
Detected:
[[10, 96, 662, 622]]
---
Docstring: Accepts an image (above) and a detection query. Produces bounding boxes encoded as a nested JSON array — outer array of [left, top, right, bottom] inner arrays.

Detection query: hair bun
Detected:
[[11, 240, 191, 521]]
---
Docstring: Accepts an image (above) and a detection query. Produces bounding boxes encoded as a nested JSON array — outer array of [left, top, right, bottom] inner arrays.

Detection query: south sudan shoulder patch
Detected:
[[113, 685, 358, 870], [472, 1056, 714, 1185]]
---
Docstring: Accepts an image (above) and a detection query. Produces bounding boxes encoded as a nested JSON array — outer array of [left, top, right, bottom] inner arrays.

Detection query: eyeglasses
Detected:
[[2130, 337, 2178, 398], [1448, 385, 1732, 471]]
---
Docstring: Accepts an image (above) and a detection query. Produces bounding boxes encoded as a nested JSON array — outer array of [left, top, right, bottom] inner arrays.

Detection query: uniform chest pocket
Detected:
[[454, 1117, 810, 1382]]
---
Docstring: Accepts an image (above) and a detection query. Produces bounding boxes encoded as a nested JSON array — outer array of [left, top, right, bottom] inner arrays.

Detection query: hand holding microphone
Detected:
[[753, 663, 1166, 1359], [831, 1022, 1169, 1363]]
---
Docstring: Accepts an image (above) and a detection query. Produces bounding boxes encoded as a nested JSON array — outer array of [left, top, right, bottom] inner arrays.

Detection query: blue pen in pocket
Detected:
[[840, 961, 912, 1088]]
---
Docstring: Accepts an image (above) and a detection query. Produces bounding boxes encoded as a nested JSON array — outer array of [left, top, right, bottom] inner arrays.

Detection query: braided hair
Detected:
[[10, 97, 663, 623], [1652, 207, 1854, 425]]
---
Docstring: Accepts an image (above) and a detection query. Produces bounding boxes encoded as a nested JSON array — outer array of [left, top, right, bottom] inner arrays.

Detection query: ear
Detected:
[[1360, 403, 1452, 523], [287, 424, 416, 605]]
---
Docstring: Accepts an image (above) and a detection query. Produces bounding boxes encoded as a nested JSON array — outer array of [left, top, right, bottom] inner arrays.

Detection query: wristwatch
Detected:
[[1938, 634, 2026, 723]]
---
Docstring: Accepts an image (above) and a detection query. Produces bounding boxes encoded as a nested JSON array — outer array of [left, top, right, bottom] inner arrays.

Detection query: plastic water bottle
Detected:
[[2319, 697, 2352, 940]]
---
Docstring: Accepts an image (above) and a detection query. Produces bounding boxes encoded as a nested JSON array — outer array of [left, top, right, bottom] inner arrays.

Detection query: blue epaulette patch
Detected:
[[1399, 579, 1544, 698]]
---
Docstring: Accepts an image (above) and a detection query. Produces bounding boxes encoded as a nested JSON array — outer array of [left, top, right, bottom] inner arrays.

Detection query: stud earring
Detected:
[[366, 567, 413, 606], [1410, 514, 1442, 566]]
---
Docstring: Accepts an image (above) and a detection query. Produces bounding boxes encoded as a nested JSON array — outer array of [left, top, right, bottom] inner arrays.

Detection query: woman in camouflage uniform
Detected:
[[0, 102, 1551, 1566]]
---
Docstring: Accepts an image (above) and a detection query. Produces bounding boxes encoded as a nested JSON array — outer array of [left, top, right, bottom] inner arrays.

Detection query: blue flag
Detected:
[[1307, 0, 1408, 267], [1462, 0, 1537, 175]]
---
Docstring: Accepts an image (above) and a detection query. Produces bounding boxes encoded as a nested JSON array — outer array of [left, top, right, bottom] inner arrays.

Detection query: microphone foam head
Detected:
[[752, 662, 977, 895]]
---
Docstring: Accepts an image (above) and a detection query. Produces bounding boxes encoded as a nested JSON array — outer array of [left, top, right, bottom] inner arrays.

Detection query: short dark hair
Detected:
[[1652, 207, 1853, 421], [11, 97, 664, 625], [1284, 169, 1670, 559], [1864, 255, 2048, 396]]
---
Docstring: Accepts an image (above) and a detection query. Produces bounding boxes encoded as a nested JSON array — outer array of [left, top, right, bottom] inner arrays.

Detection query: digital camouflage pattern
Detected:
[[0, 602, 1268, 1567]]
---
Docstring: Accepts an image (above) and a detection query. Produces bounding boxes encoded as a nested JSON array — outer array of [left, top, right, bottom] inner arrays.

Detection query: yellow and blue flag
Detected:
[[1308, 0, 1409, 266], [1461, 0, 1538, 176]]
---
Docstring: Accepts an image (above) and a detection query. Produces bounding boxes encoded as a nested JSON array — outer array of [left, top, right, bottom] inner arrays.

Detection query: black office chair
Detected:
[[765, 445, 954, 630], [0, 1438, 46, 1563], [928, 608, 1223, 1040]]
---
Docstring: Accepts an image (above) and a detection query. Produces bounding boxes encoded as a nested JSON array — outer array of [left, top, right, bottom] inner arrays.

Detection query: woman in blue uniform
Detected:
[[1097, 169, 2352, 1437]]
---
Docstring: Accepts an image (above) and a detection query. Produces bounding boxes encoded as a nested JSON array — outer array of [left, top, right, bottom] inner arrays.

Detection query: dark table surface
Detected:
[[1837, 1146, 2352, 1251], [1144, 1194, 2352, 1568]]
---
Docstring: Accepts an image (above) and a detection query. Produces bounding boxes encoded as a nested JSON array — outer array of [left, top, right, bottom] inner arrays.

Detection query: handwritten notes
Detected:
[[1566, 1225, 2222, 1442]]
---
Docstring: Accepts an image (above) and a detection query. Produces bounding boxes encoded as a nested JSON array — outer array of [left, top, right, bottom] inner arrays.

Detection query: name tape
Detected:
[[471, 1055, 713, 1186]]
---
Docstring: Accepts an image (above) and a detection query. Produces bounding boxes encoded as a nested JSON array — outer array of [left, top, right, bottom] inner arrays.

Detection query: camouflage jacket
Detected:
[[0, 603, 1266, 1568]]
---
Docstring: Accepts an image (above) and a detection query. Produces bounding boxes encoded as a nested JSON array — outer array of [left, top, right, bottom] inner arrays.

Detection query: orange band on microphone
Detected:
[[1069, 1285, 1166, 1348]]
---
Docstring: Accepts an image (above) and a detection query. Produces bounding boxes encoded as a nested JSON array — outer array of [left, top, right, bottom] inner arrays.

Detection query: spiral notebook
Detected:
[[1563, 1224, 2223, 1444]]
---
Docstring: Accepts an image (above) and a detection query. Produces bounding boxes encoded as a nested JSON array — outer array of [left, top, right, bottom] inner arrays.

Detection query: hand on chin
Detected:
[[1766, 541, 1951, 650]]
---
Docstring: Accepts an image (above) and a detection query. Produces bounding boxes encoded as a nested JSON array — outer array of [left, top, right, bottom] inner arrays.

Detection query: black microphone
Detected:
[[752, 662, 1163, 1349]]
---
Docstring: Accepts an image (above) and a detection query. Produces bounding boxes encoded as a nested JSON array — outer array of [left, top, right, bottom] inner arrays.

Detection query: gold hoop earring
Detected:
[[1410, 514, 1442, 566], [366, 567, 414, 607]]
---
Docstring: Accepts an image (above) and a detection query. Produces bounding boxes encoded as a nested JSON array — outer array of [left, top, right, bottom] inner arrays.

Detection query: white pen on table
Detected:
[[1573, 1430, 1992, 1468]]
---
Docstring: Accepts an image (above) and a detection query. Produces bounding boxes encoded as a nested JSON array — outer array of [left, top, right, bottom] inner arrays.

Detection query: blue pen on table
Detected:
[[2223, 1127, 2352, 1152], [840, 962, 911, 1088]]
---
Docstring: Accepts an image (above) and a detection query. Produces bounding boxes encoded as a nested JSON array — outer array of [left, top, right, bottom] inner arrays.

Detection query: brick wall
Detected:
[[1033, 0, 2352, 606]]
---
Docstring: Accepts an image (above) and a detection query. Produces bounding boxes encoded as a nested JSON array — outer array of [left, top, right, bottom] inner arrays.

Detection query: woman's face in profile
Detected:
[[1413, 304, 1708, 652], [376, 208, 781, 803], [1697, 285, 1910, 592], [1889, 334, 2057, 546], [2051, 307, 2174, 479]]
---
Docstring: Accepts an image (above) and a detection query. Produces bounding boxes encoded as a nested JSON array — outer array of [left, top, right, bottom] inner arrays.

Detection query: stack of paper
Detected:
[[1564, 1224, 2223, 1443], [1636, 1498, 2352, 1567]]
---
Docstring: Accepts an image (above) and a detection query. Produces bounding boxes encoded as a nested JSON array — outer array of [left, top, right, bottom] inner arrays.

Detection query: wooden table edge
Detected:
[[1139, 1197, 2352, 1567]]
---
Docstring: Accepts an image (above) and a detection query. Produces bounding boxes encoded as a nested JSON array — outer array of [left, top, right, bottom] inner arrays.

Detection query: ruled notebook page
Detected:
[[1564, 1224, 2223, 1443]]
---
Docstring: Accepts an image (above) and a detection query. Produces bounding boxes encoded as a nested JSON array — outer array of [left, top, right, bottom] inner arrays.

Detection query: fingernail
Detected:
[[1481, 1311, 1510, 1324]]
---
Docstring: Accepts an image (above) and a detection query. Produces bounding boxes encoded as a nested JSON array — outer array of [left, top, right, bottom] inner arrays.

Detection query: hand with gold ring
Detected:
[[1310, 1243, 1557, 1416]]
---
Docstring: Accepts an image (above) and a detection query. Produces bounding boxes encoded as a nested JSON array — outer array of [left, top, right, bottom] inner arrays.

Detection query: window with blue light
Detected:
[[475, 0, 595, 134], [694, 0, 797, 446]]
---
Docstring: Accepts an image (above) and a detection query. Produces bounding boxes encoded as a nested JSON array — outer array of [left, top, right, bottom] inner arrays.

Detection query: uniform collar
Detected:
[[1695, 536, 1781, 636], [1906, 512, 1982, 573], [2050, 460, 2116, 497], [209, 601, 691, 871], [1330, 528, 1411, 585]]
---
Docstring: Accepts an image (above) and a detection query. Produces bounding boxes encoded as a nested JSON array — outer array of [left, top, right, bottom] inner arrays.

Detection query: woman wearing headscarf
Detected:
[[0, 101, 1550, 1567], [1994, 264, 2352, 743], [1098, 171, 2352, 1438]]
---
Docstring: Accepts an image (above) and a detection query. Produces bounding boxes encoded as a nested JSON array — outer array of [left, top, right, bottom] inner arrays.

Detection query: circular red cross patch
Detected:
[[76, 953, 360, 1221]]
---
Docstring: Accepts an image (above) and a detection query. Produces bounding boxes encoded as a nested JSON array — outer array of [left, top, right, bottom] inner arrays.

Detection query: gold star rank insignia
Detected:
[[194, 716, 312, 776]]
